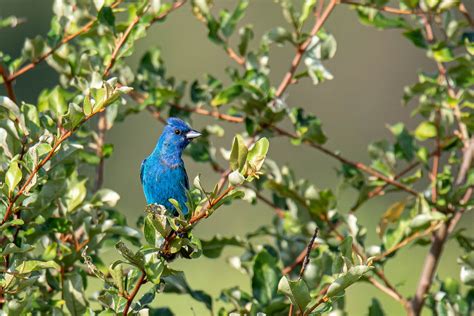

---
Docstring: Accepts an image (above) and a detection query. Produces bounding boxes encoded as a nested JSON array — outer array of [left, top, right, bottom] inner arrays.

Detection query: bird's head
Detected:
[[157, 117, 201, 156]]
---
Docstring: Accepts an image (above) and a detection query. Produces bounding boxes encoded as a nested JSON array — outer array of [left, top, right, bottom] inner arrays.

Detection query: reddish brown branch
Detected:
[[103, 8, 145, 78], [226, 47, 245, 65], [459, 2, 474, 27], [275, 0, 337, 98], [8, 0, 124, 82], [272, 125, 418, 196], [0, 65, 17, 103], [408, 208, 465, 315], [123, 270, 146, 315], [1, 109, 104, 225], [170, 103, 244, 123]]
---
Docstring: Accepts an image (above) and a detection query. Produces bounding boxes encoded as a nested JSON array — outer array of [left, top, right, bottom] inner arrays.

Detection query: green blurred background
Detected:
[[1, 0, 472, 314]]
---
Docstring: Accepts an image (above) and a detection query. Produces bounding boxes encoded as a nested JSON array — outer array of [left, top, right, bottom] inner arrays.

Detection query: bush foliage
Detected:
[[0, 0, 473, 315]]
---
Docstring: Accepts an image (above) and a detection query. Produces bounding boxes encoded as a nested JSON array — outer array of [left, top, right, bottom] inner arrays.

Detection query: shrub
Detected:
[[0, 0, 472, 315]]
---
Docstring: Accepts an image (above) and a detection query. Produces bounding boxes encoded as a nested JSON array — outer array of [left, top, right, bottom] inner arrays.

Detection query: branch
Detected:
[[409, 208, 465, 315], [367, 276, 410, 309], [95, 1, 186, 191], [1, 107, 106, 225], [373, 223, 441, 262], [275, 0, 337, 98], [430, 111, 441, 202], [456, 137, 474, 185], [272, 125, 419, 196], [459, 2, 474, 27], [96, 3, 150, 191], [0, 64, 17, 103], [169, 103, 244, 123], [226, 46, 245, 65], [437, 62, 469, 145], [282, 228, 319, 276], [123, 270, 146, 315], [8, 0, 124, 82]]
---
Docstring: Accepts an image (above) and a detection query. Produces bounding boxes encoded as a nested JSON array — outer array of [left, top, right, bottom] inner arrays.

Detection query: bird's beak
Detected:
[[186, 130, 202, 140]]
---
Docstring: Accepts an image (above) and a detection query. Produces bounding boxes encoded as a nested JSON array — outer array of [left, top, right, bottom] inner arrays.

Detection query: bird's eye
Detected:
[[174, 129, 181, 135]]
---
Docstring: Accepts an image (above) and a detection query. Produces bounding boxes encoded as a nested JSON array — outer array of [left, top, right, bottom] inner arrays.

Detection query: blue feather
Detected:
[[140, 118, 200, 215]]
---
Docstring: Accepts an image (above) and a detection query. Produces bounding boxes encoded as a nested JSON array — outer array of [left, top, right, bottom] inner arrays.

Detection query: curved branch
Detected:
[[275, 0, 338, 98], [272, 125, 419, 196], [123, 270, 146, 315]]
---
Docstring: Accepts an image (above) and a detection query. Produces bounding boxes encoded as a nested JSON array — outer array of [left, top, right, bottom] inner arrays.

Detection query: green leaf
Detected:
[[389, 123, 416, 161], [63, 273, 88, 316], [115, 241, 145, 269], [229, 135, 248, 172], [401, 0, 419, 8], [65, 179, 87, 212], [252, 249, 280, 305], [247, 137, 269, 172], [278, 276, 311, 311], [414, 121, 437, 141], [163, 272, 212, 310], [403, 29, 427, 48], [383, 220, 409, 250], [211, 84, 242, 106], [326, 265, 372, 297], [201, 235, 246, 258], [238, 25, 254, 56], [48, 86, 68, 117], [15, 260, 60, 274], [262, 27, 293, 46], [368, 298, 385, 316], [299, 0, 317, 28], [357, 8, 408, 29], [431, 46, 455, 62], [83, 94, 92, 116], [0, 219, 24, 230], [144, 254, 165, 285], [289, 108, 327, 144], [1, 243, 34, 256], [220, 0, 249, 37], [98, 6, 115, 30], [6, 160, 22, 194], [144, 216, 157, 245]]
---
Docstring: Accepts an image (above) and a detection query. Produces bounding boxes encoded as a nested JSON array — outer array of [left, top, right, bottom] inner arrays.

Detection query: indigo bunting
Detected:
[[140, 117, 201, 215]]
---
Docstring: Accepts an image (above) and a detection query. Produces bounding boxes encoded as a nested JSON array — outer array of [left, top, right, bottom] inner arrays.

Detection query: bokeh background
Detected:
[[1, 0, 473, 314]]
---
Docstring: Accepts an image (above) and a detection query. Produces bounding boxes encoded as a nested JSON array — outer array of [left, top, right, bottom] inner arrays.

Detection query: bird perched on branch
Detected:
[[140, 117, 201, 215]]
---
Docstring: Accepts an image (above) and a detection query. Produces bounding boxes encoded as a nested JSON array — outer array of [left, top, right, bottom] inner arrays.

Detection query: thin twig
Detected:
[[367, 276, 410, 310], [456, 136, 474, 185], [0, 64, 17, 103], [123, 270, 146, 315], [275, 0, 337, 98], [226, 46, 245, 65], [272, 125, 418, 196], [437, 62, 469, 146], [430, 111, 441, 202], [1, 109, 105, 225], [373, 223, 441, 262], [95, 1, 186, 191], [8, 0, 124, 82], [96, 3, 150, 191], [459, 2, 474, 26]]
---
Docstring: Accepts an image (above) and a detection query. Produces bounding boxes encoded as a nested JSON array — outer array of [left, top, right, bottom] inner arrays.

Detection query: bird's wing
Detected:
[[140, 158, 147, 185], [183, 167, 189, 189]]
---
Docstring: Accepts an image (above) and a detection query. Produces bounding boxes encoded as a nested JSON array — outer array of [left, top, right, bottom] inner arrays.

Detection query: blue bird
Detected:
[[140, 117, 201, 215]]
